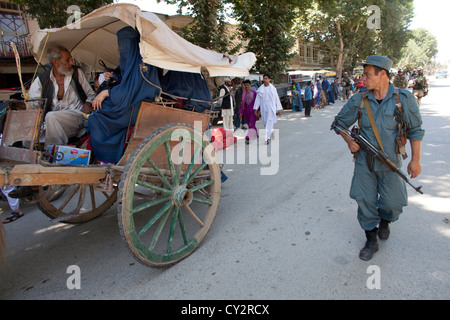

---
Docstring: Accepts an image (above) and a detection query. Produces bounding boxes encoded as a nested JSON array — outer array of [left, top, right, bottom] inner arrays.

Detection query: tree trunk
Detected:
[[336, 21, 345, 80]]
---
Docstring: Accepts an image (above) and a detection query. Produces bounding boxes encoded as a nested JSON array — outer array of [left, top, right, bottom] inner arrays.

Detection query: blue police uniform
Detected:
[[334, 83, 425, 230]]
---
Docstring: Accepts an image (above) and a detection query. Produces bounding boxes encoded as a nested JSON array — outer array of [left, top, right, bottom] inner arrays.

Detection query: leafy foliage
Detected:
[[296, 0, 375, 77], [372, 0, 414, 63], [18, 0, 426, 78], [11, 0, 114, 28], [158, 0, 231, 53], [161, 0, 312, 77], [296, 0, 414, 78], [398, 28, 438, 70], [228, 0, 311, 77]]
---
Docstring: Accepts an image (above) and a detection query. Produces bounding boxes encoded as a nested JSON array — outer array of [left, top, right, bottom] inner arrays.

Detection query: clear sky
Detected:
[[409, 0, 449, 63], [115, 0, 449, 63]]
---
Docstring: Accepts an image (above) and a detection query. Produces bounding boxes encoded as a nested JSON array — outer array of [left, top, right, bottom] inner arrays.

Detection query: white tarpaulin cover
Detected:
[[27, 3, 256, 77]]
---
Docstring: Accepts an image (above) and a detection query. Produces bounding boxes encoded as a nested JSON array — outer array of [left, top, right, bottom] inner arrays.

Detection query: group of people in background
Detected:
[[289, 71, 354, 117], [219, 74, 282, 145], [290, 76, 339, 116], [342, 67, 429, 106], [215, 64, 430, 148], [391, 67, 429, 106]]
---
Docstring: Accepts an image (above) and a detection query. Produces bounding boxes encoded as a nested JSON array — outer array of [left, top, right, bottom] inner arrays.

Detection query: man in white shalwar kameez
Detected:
[[253, 74, 282, 144]]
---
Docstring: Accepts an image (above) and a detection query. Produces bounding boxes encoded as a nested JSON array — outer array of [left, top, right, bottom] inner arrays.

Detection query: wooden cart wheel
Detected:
[[118, 123, 221, 267], [35, 184, 118, 223]]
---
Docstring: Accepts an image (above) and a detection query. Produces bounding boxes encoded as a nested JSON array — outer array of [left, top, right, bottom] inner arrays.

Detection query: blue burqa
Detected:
[[161, 70, 212, 112], [87, 26, 161, 163], [323, 78, 335, 103], [314, 80, 321, 107]]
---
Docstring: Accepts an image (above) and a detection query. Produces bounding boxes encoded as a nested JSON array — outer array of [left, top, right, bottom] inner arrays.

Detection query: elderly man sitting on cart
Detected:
[[28, 46, 96, 145], [9, 46, 96, 198]]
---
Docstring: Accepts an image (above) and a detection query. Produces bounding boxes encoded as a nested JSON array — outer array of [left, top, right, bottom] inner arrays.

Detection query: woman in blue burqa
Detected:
[[88, 26, 161, 163]]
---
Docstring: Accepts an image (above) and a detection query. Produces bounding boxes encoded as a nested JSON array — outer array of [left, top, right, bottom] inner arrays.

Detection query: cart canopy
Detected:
[[27, 3, 256, 77]]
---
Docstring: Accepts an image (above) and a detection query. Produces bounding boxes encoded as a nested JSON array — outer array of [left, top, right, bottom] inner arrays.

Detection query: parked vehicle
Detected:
[[435, 70, 448, 79], [274, 83, 291, 109]]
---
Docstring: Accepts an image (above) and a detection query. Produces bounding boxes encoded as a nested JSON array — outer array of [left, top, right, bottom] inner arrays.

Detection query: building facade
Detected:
[[289, 39, 327, 71], [0, 1, 39, 90]]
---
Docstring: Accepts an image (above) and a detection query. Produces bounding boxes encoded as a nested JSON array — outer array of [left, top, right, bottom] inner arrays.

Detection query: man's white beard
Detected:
[[58, 64, 74, 76]]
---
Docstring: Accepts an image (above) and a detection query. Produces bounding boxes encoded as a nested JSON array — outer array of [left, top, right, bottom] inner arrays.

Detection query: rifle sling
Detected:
[[361, 94, 385, 153]]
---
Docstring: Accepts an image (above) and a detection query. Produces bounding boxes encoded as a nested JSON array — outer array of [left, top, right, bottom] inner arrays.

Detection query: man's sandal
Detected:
[[2, 211, 23, 224]]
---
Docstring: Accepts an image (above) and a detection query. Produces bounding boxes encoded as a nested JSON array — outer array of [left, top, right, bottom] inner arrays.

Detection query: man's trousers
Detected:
[[350, 163, 408, 231]]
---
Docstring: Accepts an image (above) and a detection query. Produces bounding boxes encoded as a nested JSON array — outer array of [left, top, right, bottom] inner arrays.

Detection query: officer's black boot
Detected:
[[359, 228, 379, 261], [378, 219, 390, 240]]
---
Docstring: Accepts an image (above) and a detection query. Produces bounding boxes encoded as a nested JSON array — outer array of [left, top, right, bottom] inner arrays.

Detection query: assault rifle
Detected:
[[331, 122, 423, 194]]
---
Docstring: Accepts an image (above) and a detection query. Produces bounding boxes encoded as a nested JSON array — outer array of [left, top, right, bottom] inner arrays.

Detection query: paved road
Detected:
[[1, 78, 449, 300]]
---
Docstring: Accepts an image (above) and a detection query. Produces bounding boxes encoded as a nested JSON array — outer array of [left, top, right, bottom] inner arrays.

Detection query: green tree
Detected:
[[158, 0, 233, 95], [412, 28, 438, 62], [296, 0, 376, 79], [228, 0, 311, 79], [11, 0, 113, 28], [158, 0, 230, 53], [372, 0, 414, 63], [398, 28, 438, 70], [296, 0, 414, 79]]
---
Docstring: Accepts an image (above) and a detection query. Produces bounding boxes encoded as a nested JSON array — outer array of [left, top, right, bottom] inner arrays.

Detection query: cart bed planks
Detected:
[[0, 164, 108, 186]]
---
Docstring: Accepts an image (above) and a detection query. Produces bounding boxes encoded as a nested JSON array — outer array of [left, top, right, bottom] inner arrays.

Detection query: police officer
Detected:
[[341, 72, 352, 101], [392, 69, 408, 89], [409, 67, 429, 106], [333, 55, 425, 261]]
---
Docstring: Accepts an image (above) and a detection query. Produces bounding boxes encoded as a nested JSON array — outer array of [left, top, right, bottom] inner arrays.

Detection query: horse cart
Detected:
[[0, 4, 255, 267]]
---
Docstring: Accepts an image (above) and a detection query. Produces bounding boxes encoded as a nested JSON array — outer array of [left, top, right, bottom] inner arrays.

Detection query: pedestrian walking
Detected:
[[292, 90, 303, 112], [318, 76, 329, 108], [234, 81, 247, 130], [341, 72, 352, 101], [409, 67, 429, 106], [314, 79, 321, 109], [324, 77, 335, 104], [239, 80, 258, 143], [253, 74, 282, 144], [392, 69, 408, 89], [333, 55, 425, 261], [332, 78, 340, 101], [303, 81, 313, 117], [218, 78, 235, 131], [2, 186, 25, 223]]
